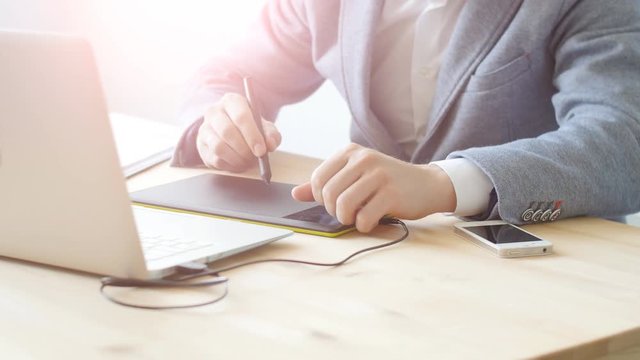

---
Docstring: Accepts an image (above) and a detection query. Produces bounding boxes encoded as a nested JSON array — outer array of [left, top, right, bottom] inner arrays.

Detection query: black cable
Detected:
[[99, 276, 229, 310], [100, 218, 409, 310], [180, 217, 408, 279]]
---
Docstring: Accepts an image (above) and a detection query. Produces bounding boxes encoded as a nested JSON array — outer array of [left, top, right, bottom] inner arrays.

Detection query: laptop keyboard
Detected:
[[132, 206, 292, 266], [139, 232, 214, 261]]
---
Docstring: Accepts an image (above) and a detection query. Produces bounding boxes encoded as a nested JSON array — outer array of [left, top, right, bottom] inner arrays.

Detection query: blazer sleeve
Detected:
[[171, 0, 325, 167], [449, 0, 640, 224]]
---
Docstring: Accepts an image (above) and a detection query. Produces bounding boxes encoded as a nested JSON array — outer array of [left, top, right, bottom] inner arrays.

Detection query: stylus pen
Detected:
[[243, 76, 272, 184]]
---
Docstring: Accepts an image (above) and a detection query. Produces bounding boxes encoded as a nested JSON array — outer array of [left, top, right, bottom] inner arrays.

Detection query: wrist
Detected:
[[425, 163, 457, 213]]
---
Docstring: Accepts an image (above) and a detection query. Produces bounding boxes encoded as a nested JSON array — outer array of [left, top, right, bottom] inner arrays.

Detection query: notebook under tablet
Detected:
[[130, 174, 355, 237], [0, 30, 292, 280]]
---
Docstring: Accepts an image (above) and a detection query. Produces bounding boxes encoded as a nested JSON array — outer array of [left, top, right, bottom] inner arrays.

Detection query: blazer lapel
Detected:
[[340, 0, 405, 159], [411, 0, 524, 163]]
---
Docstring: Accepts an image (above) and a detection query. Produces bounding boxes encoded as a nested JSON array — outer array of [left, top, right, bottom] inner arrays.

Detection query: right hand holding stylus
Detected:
[[197, 93, 281, 172]]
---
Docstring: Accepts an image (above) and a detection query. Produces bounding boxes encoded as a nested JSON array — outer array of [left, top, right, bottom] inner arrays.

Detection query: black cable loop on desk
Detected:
[[100, 276, 229, 310], [100, 218, 409, 310]]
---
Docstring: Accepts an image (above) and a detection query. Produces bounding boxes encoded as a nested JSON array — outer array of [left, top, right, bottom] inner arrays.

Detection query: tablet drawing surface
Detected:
[[130, 174, 354, 237]]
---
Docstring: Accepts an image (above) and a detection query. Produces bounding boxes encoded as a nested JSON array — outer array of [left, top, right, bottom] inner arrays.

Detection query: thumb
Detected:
[[291, 182, 315, 202], [262, 119, 281, 152]]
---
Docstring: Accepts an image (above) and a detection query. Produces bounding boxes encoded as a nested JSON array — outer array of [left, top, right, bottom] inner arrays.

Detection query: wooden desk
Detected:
[[1, 151, 639, 359]]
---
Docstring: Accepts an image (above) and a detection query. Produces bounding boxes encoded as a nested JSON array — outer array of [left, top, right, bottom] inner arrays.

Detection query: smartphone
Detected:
[[454, 220, 553, 258]]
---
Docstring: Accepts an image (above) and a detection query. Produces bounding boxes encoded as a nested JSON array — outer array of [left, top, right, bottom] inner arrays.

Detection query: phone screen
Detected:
[[465, 224, 543, 244]]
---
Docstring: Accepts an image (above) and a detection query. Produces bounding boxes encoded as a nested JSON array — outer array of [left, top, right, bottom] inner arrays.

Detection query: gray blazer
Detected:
[[173, 0, 640, 224]]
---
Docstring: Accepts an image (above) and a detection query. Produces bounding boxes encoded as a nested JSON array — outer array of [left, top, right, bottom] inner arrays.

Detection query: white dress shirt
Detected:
[[370, 0, 494, 216]]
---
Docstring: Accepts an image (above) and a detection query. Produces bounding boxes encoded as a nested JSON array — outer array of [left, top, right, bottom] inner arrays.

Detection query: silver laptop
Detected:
[[0, 30, 292, 279]]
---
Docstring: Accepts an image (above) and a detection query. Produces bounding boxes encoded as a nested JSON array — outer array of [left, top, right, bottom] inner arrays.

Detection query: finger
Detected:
[[354, 190, 390, 233], [223, 93, 267, 157], [334, 173, 381, 226], [309, 150, 352, 204], [321, 162, 363, 217], [197, 121, 214, 155], [206, 106, 254, 162], [202, 131, 249, 172], [197, 121, 220, 165], [291, 182, 315, 202], [262, 119, 281, 152], [208, 131, 247, 168], [196, 137, 210, 166]]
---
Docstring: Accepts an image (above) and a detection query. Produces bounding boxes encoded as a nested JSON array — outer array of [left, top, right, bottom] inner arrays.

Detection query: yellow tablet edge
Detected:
[[132, 202, 355, 238]]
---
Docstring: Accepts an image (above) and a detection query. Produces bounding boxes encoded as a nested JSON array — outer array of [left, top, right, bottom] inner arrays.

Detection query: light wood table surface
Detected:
[[1, 151, 639, 359]]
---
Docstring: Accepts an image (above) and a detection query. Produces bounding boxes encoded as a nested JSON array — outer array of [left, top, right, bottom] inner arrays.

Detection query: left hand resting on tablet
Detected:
[[292, 143, 456, 233]]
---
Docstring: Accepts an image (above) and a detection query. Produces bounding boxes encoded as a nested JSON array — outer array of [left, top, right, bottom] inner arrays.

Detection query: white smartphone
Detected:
[[454, 220, 553, 258]]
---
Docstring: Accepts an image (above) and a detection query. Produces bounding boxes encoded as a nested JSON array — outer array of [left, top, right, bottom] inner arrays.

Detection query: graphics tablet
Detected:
[[130, 174, 355, 237]]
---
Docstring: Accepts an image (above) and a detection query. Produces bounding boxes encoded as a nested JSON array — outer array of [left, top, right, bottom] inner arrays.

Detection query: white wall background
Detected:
[[0, 0, 351, 159]]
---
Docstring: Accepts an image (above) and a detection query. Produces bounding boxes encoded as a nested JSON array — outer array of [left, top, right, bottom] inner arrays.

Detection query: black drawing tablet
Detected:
[[130, 174, 354, 237]]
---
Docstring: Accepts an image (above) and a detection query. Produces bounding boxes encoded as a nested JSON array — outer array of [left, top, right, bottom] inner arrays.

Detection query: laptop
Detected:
[[0, 30, 293, 279]]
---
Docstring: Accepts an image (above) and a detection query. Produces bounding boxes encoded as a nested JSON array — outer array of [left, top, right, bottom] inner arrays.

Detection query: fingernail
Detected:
[[253, 143, 265, 156]]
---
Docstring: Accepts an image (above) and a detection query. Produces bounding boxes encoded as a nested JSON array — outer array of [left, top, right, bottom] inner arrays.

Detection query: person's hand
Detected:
[[291, 143, 456, 233], [197, 93, 281, 171]]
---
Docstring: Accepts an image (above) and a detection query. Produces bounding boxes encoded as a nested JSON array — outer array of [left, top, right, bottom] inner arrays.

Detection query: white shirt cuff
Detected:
[[431, 158, 494, 217]]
